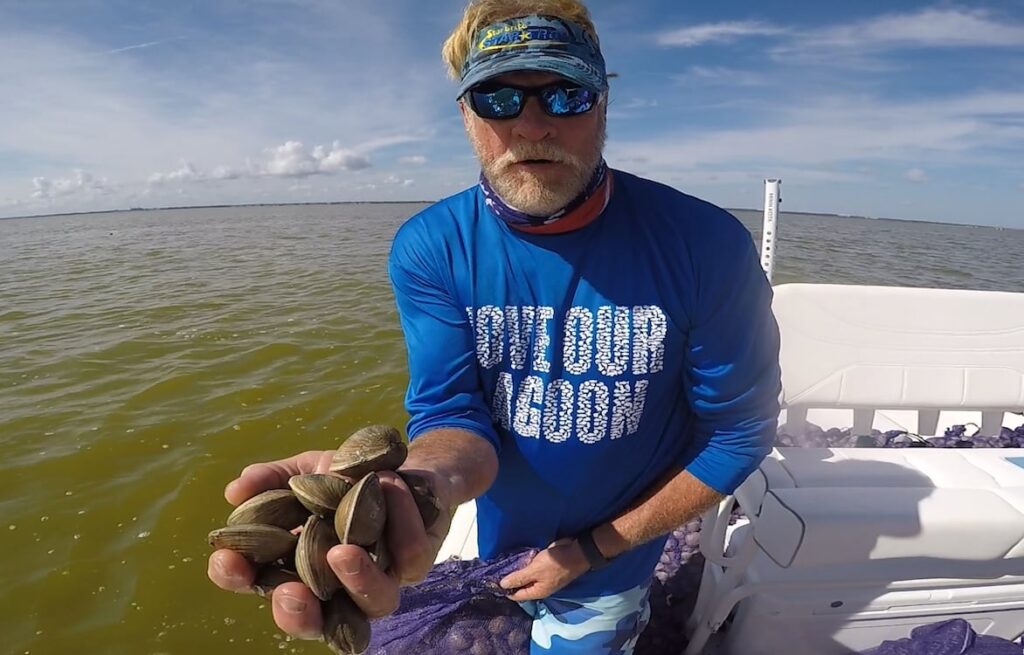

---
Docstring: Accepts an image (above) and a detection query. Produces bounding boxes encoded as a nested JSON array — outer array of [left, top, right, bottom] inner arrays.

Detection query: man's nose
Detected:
[[510, 97, 555, 141]]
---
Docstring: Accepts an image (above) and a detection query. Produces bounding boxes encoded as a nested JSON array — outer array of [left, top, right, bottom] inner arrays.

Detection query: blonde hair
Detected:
[[441, 0, 599, 81]]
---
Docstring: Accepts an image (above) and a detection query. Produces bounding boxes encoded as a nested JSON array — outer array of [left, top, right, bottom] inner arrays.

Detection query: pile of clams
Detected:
[[208, 425, 441, 654]]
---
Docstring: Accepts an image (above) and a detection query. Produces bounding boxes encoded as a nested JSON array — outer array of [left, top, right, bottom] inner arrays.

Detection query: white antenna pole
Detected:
[[760, 178, 781, 282]]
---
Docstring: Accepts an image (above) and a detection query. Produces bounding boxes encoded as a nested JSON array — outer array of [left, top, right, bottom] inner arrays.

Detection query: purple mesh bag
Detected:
[[860, 618, 1023, 655], [366, 548, 537, 655]]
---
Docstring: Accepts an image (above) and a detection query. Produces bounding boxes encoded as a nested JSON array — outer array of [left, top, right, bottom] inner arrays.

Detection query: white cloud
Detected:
[[621, 98, 659, 110], [105, 38, 184, 55], [146, 140, 375, 188], [608, 91, 1024, 176], [259, 140, 370, 177], [384, 174, 415, 187], [0, 198, 25, 211], [261, 141, 322, 177], [210, 165, 242, 180], [399, 155, 427, 165], [767, 8, 1024, 64], [32, 170, 111, 200], [607, 97, 661, 120], [673, 66, 769, 87], [312, 142, 372, 173], [0, 21, 446, 213], [805, 8, 1024, 49], [656, 21, 788, 47], [148, 161, 202, 186], [905, 168, 928, 183], [657, 9, 1024, 56]]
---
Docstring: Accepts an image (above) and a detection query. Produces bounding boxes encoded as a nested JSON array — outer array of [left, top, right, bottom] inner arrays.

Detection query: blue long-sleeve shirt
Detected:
[[387, 170, 781, 597]]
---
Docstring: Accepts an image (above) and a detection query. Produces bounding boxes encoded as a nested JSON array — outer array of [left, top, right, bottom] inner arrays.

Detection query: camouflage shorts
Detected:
[[517, 581, 652, 655]]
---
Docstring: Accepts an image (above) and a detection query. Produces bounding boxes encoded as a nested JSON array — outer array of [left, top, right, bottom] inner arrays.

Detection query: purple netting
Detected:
[[366, 548, 536, 655], [636, 522, 707, 654], [776, 422, 1024, 450], [369, 422, 1024, 655], [860, 618, 1023, 655]]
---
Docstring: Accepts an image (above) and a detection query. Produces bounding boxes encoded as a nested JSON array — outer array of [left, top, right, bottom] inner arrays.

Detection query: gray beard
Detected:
[[471, 119, 606, 216]]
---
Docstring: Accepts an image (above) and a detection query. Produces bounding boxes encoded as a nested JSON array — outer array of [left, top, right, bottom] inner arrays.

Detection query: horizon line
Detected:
[[0, 200, 1014, 232]]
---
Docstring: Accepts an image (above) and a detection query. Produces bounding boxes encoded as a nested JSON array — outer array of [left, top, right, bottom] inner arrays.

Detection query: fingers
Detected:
[[270, 582, 323, 640], [224, 450, 332, 506], [499, 554, 545, 601], [327, 544, 400, 618], [506, 583, 545, 602], [499, 558, 536, 592], [209, 551, 325, 640], [498, 542, 587, 601], [208, 549, 257, 593], [501, 557, 552, 602], [377, 472, 436, 584]]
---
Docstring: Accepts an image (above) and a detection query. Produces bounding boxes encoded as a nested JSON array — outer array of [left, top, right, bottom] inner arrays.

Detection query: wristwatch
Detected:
[[576, 529, 612, 570]]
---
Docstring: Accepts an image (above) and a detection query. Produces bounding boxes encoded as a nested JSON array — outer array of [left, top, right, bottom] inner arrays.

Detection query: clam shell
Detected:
[[208, 524, 298, 564], [369, 538, 390, 573], [288, 474, 353, 517], [330, 425, 407, 478], [397, 471, 442, 529], [323, 592, 371, 655], [295, 514, 341, 601], [252, 566, 302, 598], [334, 472, 385, 546], [226, 489, 310, 530]]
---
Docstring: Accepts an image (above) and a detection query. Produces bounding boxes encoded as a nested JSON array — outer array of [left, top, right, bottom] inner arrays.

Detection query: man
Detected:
[[208, 1, 781, 653]]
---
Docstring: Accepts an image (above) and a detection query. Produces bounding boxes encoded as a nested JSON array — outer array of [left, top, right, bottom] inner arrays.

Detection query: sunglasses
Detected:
[[465, 81, 601, 120]]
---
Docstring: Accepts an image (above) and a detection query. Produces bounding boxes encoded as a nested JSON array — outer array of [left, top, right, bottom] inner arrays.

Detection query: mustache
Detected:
[[495, 143, 582, 169]]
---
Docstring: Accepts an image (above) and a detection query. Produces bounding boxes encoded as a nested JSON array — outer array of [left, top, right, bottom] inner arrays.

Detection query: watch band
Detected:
[[576, 530, 612, 570]]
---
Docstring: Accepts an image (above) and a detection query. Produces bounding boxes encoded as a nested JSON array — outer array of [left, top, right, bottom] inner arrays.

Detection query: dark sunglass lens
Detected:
[[472, 86, 523, 118], [541, 86, 596, 116]]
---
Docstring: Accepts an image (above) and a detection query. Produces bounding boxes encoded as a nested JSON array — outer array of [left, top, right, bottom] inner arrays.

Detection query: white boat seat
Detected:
[[743, 449, 1024, 576], [686, 447, 1024, 655]]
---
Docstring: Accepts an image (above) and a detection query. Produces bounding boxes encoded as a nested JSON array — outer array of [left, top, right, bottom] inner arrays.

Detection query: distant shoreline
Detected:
[[0, 201, 1013, 231], [0, 200, 435, 222]]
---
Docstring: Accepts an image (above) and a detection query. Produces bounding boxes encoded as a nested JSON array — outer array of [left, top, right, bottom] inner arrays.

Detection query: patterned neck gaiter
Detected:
[[480, 160, 608, 228]]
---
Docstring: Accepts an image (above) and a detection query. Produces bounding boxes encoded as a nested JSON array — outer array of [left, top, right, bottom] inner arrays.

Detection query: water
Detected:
[[2, 203, 1022, 655]]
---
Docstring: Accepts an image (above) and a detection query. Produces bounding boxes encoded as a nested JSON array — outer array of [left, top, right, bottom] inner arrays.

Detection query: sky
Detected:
[[2, 0, 1023, 227]]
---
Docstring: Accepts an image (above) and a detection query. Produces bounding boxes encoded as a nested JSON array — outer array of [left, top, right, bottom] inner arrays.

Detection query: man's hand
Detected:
[[206, 449, 453, 641], [498, 538, 590, 602]]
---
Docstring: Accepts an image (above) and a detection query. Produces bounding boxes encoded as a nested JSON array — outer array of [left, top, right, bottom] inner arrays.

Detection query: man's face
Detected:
[[461, 71, 606, 215]]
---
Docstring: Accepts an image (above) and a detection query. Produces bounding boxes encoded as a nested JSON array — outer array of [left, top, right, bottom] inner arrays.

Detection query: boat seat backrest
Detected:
[[771, 284, 1024, 432]]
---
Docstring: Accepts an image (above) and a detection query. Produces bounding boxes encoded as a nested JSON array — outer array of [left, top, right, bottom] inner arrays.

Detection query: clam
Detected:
[[210, 423, 415, 653], [252, 566, 302, 598], [334, 473, 386, 546], [208, 524, 298, 564], [323, 591, 371, 655], [397, 470, 442, 529], [226, 489, 310, 529], [289, 474, 353, 517], [296, 514, 342, 601], [330, 425, 407, 478], [369, 538, 390, 573]]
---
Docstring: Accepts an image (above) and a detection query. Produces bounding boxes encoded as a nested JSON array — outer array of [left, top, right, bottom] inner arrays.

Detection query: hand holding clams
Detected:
[[207, 425, 441, 655]]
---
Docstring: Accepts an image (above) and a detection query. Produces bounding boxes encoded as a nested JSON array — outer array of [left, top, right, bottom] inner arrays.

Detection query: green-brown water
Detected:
[[3, 203, 1023, 655]]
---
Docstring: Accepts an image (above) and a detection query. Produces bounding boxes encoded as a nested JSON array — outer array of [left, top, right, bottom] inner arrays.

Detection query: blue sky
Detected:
[[2, 0, 1023, 227]]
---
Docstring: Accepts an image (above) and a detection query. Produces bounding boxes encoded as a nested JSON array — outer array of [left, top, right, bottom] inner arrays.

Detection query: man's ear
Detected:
[[458, 99, 472, 131]]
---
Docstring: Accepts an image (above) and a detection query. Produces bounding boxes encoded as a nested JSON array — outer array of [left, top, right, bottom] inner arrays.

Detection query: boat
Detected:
[[433, 179, 1024, 653]]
